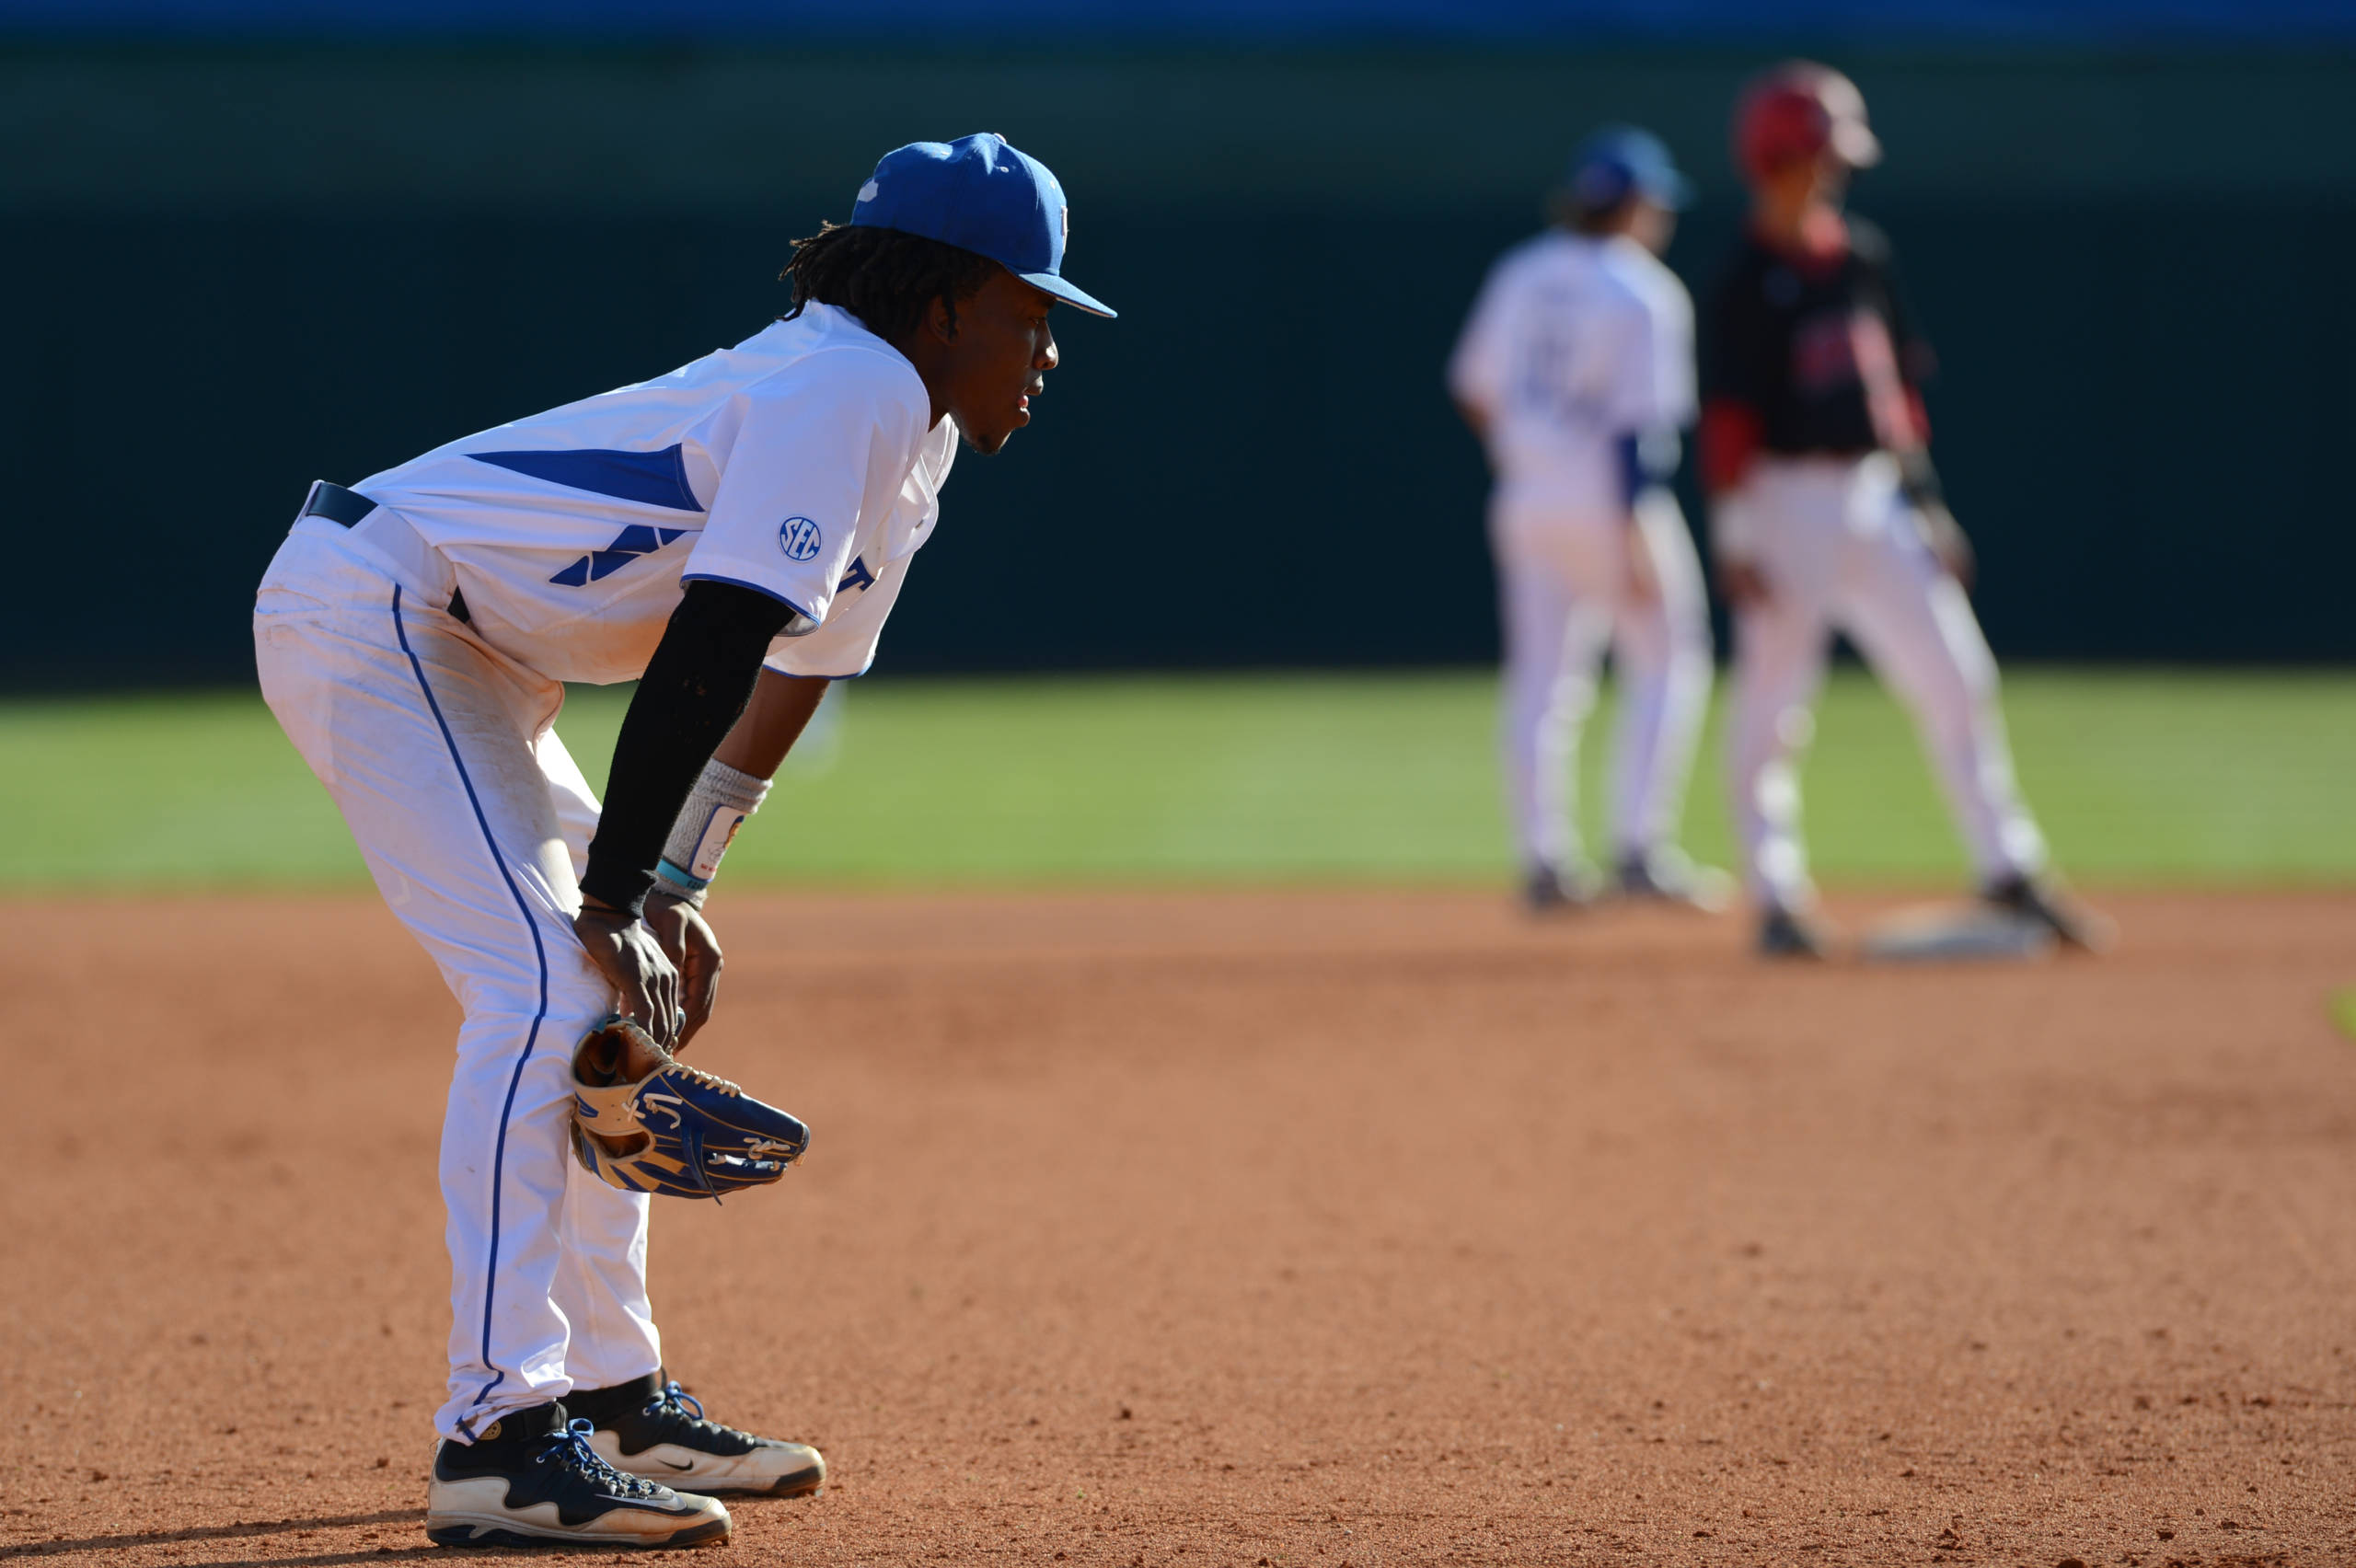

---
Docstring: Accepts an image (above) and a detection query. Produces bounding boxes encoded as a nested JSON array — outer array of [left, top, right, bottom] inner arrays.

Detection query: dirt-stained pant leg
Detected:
[[1727, 590, 1832, 911], [254, 522, 660, 1442], [1725, 460, 1848, 911], [537, 727, 664, 1394]]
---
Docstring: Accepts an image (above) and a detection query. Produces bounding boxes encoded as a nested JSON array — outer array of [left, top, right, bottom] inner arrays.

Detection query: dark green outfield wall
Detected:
[[5, 47, 2354, 684]]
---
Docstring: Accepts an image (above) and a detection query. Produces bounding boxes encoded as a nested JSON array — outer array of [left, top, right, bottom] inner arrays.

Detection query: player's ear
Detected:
[[925, 292, 960, 346]]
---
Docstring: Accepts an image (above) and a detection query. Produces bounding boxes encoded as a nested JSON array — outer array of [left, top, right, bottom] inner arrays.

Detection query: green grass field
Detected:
[[5, 667, 2352, 891]]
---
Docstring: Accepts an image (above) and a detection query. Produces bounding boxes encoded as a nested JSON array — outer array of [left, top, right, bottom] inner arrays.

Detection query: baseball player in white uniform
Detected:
[[1705, 64, 2104, 956], [252, 134, 1114, 1549], [1450, 127, 1727, 912]]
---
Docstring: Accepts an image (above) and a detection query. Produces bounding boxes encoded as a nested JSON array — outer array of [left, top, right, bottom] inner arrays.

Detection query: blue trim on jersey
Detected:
[[1613, 426, 1680, 513], [470, 444, 704, 513], [390, 583, 551, 1436], [549, 524, 695, 588], [677, 571, 819, 630], [1613, 432, 1644, 513]]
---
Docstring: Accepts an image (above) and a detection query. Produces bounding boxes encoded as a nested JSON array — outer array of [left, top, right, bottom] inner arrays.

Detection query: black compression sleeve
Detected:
[[580, 581, 796, 918]]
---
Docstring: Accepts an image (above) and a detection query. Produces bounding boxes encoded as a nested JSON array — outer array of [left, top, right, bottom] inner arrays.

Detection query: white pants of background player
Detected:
[[1722, 453, 2048, 911], [254, 516, 661, 1444], [1492, 484, 1712, 876]]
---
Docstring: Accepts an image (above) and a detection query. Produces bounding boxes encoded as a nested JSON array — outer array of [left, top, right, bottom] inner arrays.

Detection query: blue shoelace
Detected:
[[537, 1416, 666, 1498], [641, 1379, 769, 1448], [647, 1380, 706, 1423]]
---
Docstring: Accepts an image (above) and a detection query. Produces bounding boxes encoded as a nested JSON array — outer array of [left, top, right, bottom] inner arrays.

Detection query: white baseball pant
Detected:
[[1492, 484, 1713, 874], [1724, 454, 2047, 910], [254, 516, 662, 1443]]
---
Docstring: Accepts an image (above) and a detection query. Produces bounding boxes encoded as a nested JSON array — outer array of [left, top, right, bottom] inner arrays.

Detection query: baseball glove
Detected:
[[569, 1016, 810, 1201]]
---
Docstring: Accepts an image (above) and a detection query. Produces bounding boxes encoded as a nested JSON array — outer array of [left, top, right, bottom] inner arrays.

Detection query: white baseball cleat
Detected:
[[575, 1374, 826, 1497], [1521, 861, 1598, 914], [1981, 873, 2116, 953], [1615, 847, 1736, 913], [1757, 904, 1833, 960], [424, 1410, 731, 1550]]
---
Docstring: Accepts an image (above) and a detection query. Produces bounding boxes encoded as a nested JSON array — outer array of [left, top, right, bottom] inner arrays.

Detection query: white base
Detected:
[[1862, 905, 2057, 963]]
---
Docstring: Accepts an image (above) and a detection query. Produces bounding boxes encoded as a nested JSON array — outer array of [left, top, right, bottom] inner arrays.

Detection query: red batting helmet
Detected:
[[1733, 62, 1882, 183]]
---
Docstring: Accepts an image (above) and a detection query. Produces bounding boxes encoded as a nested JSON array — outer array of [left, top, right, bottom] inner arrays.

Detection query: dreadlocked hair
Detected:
[[780, 223, 1001, 344]]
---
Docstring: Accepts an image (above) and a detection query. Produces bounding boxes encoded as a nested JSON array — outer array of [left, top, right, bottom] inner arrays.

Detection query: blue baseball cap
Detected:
[[1566, 126, 1692, 213], [849, 133, 1115, 318]]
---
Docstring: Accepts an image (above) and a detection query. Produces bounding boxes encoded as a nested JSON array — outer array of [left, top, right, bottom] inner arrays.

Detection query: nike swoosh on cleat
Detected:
[[657, 1458, 694, 1470]]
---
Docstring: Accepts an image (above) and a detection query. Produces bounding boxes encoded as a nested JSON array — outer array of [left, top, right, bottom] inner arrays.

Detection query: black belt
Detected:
[[303, 482, 470, 623], [302, 480, 378, 527]]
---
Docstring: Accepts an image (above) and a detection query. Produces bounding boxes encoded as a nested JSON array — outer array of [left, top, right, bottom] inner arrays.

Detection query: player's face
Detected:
[[1628, 199, 1676, 257], [942, 271, 1060, 456], [1754, 155, 1844, 219]]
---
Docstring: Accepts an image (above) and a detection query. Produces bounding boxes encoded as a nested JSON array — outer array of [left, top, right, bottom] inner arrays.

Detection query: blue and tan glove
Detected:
[[569, 1016, 810, 1200]]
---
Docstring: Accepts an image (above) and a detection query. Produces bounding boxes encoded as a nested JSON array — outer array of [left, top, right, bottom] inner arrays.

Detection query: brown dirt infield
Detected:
[[6, 890, 2356, 1567]]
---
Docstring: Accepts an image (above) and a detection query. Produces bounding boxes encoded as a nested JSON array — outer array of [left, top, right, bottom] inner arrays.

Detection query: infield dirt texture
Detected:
[[6, 889, 2354, 1565]]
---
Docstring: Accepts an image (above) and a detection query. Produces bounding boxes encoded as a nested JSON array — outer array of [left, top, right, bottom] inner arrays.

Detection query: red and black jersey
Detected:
[[1700, 213, 1934, 493]]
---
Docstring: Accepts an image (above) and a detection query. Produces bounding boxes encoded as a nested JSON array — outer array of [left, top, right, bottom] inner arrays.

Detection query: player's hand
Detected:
[[573, 897, 683, 1050], [1718, 557, 1773, 608], [1918, 502, 1976, 592], [643, 890, 723, 1052]]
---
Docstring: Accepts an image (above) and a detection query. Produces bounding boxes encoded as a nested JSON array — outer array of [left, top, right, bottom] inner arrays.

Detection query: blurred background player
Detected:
[[1450, 128, 1728, 913], [1702, 63, 2108, 957]]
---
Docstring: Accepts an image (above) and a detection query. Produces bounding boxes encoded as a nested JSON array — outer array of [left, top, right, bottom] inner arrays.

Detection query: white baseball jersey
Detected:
[[353, 301, 955, 685], [1447, 231, 1695, 514]]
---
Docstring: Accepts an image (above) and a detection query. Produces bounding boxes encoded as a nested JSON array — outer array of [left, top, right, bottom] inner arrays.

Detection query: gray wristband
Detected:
[[652, 758, 770, 908]]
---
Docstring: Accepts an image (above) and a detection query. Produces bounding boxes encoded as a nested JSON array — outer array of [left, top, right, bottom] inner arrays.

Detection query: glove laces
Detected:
[[672, 1061, 745, 1099]]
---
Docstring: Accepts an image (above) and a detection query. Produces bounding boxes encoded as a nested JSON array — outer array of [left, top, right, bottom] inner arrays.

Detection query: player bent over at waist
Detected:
[[251, 134, 1114, 1549], [1703, 64, 2106, 959], [1449, 126, 1729, 915]]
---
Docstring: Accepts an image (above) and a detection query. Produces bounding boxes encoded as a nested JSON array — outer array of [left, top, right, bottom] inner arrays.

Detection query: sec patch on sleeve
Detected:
[[780, 517, 824, 562]]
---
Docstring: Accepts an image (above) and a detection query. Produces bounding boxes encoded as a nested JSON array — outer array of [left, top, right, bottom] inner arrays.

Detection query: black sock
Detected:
[[455, 1399, 565, 1454], [564, 1372, 664, 1428]]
